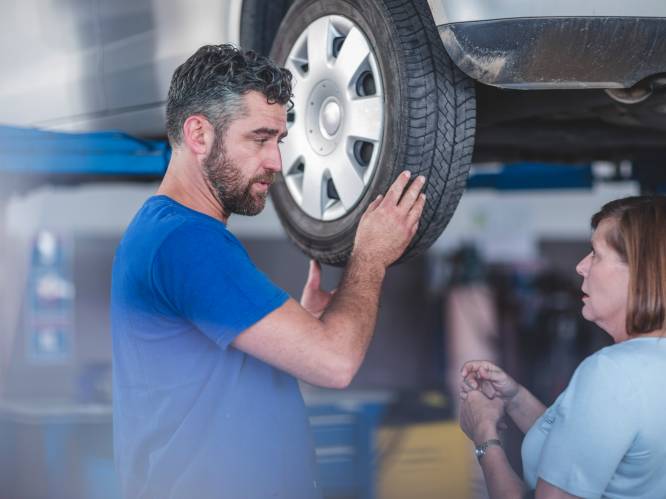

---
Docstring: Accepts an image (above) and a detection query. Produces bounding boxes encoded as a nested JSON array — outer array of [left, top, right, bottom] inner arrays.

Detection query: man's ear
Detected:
[[182, 115, 215, 156]]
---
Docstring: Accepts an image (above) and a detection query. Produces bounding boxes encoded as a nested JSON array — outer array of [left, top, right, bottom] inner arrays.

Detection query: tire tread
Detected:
[[271, 0, 476, 266]]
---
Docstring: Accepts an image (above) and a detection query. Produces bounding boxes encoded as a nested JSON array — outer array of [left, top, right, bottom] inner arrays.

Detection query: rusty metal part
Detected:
[[440, 17, 666, 90]]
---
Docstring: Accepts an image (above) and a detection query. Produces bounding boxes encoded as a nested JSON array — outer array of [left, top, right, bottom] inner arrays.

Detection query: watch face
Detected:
[[475, 439, 500, 460]]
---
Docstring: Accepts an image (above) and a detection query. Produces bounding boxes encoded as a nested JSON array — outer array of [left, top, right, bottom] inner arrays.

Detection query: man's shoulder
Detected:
[[122, 196, 239, 256], [129, 196, 222, 234]]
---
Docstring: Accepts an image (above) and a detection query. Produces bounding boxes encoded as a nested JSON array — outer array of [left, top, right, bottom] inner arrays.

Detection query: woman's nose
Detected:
[[576, 253, 590, 276]]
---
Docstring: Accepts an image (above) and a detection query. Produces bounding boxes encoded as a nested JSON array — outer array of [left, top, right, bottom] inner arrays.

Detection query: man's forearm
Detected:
[[506, 386, 547, 434], [320, 252, 386, 374]]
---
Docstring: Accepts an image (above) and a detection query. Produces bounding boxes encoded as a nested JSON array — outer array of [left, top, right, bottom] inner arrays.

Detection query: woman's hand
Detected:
[[460, 360, 520, 406], [459, 390, 505, 445]]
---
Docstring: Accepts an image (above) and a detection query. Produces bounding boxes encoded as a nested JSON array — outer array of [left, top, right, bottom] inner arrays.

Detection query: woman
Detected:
[[458, 196, 666, 499]]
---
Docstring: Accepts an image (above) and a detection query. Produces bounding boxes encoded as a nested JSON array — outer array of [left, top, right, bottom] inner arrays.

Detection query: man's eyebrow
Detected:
[[248, 127, 289, 140], [248, 127, 277, 135]]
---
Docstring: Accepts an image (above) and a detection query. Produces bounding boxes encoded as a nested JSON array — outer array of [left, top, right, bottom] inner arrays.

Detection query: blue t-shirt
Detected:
[[111, 195, 320, 499], [522, 337, 666, 498]]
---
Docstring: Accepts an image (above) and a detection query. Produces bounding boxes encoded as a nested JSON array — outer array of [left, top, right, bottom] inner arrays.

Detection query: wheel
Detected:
[[270, 0, 476, 266], [240, 0, 293, 55]]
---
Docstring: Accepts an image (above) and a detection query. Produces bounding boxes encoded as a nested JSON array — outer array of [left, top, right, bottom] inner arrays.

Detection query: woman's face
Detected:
[[576, 218, 630, 342]]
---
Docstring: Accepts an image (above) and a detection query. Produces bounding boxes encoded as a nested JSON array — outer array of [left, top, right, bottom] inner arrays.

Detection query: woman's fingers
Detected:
[[479, 364, 506, 383], [461, 361, 510, 398], [461, 363, 503, 390], [460, 376, 495, 401], [480, 380, 496, 399], [462, 373, 478, 390], [461, 360, 501, 379]]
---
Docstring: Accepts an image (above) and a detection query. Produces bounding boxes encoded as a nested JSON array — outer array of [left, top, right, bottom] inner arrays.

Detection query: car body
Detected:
[[2, 0, 666, 263]]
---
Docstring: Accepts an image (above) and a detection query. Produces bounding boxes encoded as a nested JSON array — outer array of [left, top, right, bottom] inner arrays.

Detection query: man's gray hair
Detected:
[[166, 44, 293, 145]]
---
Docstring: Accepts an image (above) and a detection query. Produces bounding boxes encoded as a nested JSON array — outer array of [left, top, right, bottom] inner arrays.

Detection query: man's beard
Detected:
[[202, 135, 275, 218]]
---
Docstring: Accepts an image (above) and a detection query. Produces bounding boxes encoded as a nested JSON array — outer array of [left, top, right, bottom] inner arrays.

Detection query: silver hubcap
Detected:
[[321, 99, 341, 137], [280, 15, 385, 221]]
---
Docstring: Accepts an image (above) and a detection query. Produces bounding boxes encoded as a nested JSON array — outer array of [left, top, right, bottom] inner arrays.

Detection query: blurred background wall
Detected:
[[0, 179, 636, 498]]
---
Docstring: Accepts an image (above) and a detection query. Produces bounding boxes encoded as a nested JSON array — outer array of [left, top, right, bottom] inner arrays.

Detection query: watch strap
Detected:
[[474, 438, 502, 461]]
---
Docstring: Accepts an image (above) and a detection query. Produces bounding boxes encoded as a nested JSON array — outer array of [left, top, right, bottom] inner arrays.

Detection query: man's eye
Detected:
[[278, 139, 285, 145]]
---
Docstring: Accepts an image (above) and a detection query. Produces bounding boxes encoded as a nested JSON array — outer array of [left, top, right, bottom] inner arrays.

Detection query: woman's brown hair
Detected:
[[591, 196, 666, 335]]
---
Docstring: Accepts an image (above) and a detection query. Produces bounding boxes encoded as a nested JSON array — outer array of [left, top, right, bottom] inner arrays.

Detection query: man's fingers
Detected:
[[306, 259, 321, 289], [383, 170, 412, 205], [398, 175, 426, 211], [366, 194, 383, 213], [406, 193, 426, 228]]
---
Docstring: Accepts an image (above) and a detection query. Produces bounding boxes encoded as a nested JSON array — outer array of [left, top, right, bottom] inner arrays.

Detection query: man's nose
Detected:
[[265, 143, 282, 172]]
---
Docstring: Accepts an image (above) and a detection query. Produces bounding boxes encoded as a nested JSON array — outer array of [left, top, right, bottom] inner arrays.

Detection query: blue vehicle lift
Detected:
[[0, 126, 168, 195], [0, 125, 602, 194], [3, 124, 664, 194], [467, 162, 593, 190]]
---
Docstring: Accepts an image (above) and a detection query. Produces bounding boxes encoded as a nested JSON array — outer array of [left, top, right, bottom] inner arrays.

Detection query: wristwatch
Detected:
[[474, 438, 502, 461]]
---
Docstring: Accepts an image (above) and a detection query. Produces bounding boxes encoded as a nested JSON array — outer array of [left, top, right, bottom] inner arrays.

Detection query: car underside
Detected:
[[474, 83, 666, 163], [242, 0, 666, 165]]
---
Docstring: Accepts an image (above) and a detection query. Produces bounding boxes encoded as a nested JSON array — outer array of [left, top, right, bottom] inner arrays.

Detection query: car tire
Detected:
[[270, 0, 475, 266], [240, 0, 293, 55]]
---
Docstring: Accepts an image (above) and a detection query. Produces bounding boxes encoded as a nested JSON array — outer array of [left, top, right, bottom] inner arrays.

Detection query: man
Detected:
[[111, 44, 426, 499]]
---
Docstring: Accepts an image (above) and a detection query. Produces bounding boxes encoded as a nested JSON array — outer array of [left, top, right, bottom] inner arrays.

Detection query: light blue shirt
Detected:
[[522, 337, 666, 498]]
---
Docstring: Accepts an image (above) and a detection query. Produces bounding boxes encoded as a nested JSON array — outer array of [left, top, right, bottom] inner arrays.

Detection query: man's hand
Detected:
[[459, 390, 505, 445], [300, 260, 335, 319], [353, 171, 426, 268]]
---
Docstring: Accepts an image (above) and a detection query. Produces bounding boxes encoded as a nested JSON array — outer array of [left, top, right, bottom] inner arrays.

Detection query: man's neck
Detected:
[[156, 157, 229, 224]]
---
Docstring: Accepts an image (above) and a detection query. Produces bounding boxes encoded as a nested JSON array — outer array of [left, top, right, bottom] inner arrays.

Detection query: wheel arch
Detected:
[[239, 0, 295, 54]]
